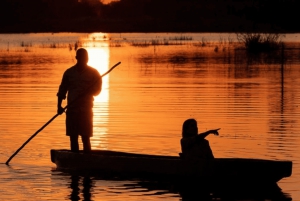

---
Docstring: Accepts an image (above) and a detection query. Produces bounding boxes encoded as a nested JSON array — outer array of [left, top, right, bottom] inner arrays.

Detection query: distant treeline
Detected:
[[0, 0, 298, 33]]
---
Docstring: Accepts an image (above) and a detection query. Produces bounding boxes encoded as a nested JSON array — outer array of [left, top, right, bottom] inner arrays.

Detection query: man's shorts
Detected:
[[66, 109, 93, 137]]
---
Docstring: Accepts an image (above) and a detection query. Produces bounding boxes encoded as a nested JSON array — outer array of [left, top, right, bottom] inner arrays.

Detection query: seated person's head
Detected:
[[182, 118, 198, 138]]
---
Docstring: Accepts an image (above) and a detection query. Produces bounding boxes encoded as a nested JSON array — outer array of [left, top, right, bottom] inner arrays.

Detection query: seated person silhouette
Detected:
[[180, 118, 220, 160]]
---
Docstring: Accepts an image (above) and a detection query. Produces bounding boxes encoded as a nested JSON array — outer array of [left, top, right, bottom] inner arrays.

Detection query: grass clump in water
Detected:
[[236, 33, 284, 53]]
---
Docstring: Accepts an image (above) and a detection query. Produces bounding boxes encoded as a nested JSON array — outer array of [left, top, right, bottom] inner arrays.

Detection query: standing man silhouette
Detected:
[[57, 48, 102, 153]]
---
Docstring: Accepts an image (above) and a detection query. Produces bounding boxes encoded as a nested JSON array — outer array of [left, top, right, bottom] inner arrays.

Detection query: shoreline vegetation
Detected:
[[0, 33, 286, 51], [0, 32, 291, 66], [0, 0, 299, 34]]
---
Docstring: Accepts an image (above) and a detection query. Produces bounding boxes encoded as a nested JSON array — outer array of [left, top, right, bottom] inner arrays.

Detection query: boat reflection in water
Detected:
[[65, 174, 292, 201]]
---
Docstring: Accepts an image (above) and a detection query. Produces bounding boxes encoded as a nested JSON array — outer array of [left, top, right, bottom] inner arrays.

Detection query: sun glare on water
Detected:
[[86, 47, 110, 103], [85, 42, 110, 149]]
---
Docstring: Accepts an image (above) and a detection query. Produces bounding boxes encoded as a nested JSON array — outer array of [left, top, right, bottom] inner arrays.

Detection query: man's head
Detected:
[[76, 48, 89, 65]]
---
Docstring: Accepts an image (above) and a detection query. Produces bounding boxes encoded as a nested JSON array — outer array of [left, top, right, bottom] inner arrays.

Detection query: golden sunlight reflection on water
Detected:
[[85, 45, 110, 150]]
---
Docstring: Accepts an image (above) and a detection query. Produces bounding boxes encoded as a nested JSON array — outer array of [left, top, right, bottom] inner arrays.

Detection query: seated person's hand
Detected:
[[210, 128, 220, 136]]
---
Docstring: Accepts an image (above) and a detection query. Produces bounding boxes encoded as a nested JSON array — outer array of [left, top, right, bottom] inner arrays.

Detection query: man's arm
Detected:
[[57, 97, 64, 114], [92, 76, 102, 96], [56, 71, 68, 114], [88, 69, 102, 96]]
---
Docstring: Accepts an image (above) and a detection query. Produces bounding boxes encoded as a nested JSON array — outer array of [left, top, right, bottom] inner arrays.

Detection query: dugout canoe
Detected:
[[50, 149, 292, 186]]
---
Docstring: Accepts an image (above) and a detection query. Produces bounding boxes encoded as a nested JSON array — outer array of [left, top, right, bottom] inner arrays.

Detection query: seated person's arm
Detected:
[[197, 128, 220, 139]]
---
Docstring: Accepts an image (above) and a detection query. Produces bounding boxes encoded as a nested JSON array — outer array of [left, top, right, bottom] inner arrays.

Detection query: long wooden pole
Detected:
[[5, 62, 121, 165]]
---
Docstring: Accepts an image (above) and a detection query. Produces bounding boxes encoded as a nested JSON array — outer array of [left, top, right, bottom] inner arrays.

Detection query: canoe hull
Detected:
[[50, 149, 292, 186]]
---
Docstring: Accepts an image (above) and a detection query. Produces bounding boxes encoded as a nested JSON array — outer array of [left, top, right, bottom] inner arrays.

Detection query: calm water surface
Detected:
[[0, 33, 299, 200]]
